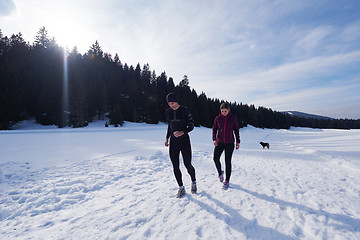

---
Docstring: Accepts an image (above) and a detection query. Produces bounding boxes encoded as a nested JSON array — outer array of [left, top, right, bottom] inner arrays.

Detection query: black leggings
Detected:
[[169, 134, 196, 186], [213, 143, 234, 182]]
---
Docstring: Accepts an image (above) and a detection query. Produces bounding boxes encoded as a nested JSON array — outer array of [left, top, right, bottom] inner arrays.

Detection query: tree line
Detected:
[[1, 27, 360, 130]]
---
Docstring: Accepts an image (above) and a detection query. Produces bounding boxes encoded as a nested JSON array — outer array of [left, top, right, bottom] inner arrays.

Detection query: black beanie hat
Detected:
[[166, 92, 178, 103]]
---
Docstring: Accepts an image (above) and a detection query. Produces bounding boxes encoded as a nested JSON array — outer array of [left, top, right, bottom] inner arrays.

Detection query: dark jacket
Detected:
[[166, 105, 194, 139], [212, 113, 240, 144]]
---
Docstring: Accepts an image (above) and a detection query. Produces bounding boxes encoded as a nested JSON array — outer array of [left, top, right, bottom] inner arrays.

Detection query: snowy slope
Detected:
[[282, 111, 333, 120], [1, 121, 360, 240]]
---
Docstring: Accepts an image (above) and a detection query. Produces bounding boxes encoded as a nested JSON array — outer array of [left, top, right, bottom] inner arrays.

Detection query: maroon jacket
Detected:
[[212, 113, 240, 144]]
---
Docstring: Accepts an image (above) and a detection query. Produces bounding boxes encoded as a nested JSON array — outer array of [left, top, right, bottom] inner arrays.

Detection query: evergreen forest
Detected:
[[1, 27, 360, 130]]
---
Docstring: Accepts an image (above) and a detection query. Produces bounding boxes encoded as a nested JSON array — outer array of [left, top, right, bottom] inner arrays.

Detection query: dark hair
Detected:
[[220, 102, 230, 110]]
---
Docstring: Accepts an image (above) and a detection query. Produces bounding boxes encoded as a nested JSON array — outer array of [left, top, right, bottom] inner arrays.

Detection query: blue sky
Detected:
[[1, 0, 360, 119]]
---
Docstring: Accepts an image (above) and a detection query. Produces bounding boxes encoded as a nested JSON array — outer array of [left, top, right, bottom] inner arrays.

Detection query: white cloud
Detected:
[[0, 0, 16, 17], [213, 51, 360, 94], [342, 20, 360, 42], [197, 51, 360, 118], [293, 26, 333, 54]]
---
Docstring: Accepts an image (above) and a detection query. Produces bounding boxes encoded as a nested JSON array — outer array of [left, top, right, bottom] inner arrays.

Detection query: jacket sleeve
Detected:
[[165, 109, 171, 139], [233, 116, 240, 143], [184, 107, 194, 133], [166, 124, 171, 139], [212, 117, 218, 141]]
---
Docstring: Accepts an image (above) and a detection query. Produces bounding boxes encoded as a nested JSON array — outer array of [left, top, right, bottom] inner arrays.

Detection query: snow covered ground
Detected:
[[1, 121, 360, 240]]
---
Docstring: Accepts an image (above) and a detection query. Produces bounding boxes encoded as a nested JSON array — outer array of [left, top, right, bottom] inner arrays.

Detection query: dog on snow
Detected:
[[260, 142, 270, 149]]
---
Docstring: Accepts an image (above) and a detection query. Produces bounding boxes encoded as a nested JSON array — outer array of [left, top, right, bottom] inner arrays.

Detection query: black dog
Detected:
[[260, 142, 270, 149]]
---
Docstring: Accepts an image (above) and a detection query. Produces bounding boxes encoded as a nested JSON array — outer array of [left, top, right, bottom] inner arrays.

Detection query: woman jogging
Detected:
[[212, 102, 240, 190], [165, 92, 197, 198]]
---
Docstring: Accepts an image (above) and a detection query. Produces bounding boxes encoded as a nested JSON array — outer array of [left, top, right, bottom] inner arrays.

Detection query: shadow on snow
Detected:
[[187, 192, 296, 240], [231, 184, 360, 233]]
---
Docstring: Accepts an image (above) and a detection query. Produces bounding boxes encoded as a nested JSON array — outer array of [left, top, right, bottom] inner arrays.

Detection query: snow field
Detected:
[[1, 122, 360, 239]]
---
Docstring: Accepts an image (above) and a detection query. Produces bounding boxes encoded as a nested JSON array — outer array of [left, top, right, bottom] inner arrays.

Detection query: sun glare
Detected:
[[48, 19, 95, 53], [38, 5, 97, 54]]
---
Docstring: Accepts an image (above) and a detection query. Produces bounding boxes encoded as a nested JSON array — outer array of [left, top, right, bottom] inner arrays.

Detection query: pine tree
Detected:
[[0, 32, 28, 129], [34, 27, 51, 48], [114, 53, 121, 66], [109, 105, 124, 126], [197, 92, 212, 127], [178, 75, 189, 88], [88, 40, 103, 58]]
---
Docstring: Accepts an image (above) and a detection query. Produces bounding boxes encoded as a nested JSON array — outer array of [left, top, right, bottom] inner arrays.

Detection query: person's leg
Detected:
[[169, 140, 183, 186], [213, 143, 225, 176], [224, 143, 235, 182], [181, 136, 196, 182]]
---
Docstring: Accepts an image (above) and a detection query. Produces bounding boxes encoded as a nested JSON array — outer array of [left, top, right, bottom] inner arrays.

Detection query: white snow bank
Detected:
[[1, 122, 360, 239]]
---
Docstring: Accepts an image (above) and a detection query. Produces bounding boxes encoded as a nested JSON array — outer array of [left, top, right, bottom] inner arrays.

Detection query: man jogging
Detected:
[[164, 92, 197, 198]]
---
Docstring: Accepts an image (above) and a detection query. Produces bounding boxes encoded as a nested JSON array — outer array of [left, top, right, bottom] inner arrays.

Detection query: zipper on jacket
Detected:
[[223, 115, 227, 143]]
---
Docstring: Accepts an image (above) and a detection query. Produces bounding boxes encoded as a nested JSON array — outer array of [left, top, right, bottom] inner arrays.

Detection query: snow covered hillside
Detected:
[[1, 121, 360, 239]]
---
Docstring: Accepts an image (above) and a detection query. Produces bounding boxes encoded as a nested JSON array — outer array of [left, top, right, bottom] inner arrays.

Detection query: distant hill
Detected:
[[282, 111, 334, 120]]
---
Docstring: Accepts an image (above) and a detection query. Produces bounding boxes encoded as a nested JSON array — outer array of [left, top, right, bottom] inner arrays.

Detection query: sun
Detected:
[[47, 19, 95, 53], [8, 1, 100, 54], [41, 7, 97, 54]]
